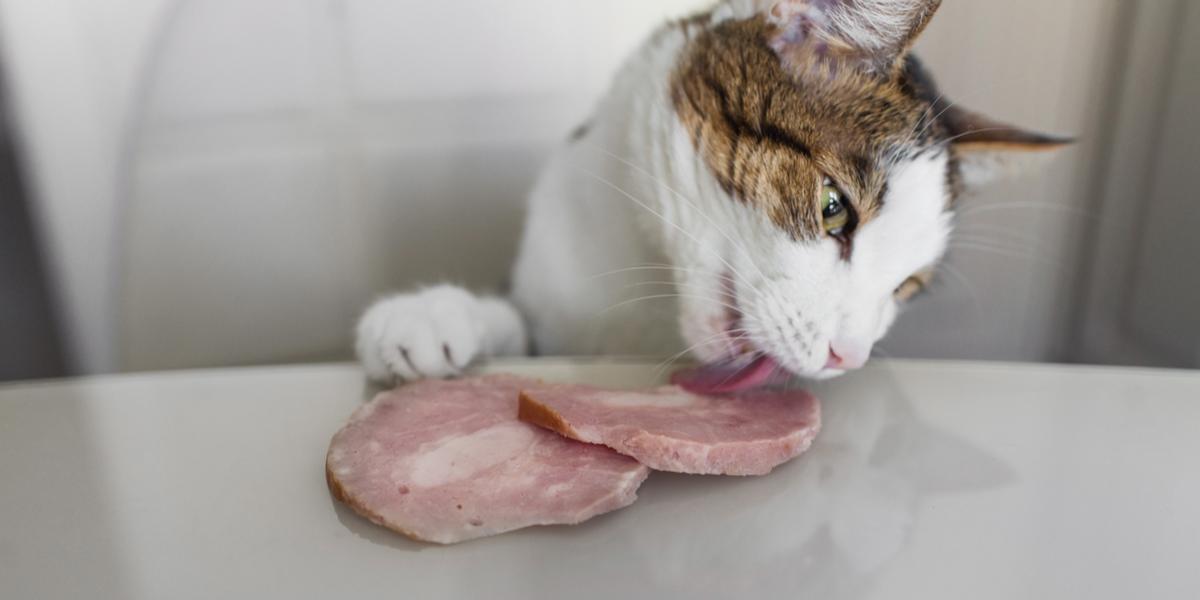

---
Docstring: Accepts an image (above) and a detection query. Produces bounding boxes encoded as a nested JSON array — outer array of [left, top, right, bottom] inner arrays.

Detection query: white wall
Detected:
[[0, 0, 1136, 373]]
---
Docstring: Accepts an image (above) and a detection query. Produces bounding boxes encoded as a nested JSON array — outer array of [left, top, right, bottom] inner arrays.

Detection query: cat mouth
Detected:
[[671, 354, 789, 395], [671, 276, 794, 394], [670, 273, 853, 393]]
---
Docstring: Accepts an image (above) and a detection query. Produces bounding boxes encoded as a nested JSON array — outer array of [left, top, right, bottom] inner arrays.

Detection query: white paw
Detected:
[[356, 286, 488, 383]]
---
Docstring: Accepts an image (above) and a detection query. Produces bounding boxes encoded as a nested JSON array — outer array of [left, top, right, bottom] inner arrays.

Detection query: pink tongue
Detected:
[[671, 356, 786, 395]]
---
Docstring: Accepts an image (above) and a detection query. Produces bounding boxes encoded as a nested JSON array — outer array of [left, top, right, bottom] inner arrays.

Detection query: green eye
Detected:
[[821, 179, 850, 236]]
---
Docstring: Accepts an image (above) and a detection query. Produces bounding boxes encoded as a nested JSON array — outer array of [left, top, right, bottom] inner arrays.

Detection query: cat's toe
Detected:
[[395, 321, 463, 379], [355, 287, 486, 383]]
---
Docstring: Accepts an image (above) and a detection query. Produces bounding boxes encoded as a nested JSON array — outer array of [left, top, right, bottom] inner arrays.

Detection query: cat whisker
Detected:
[[593, 266, 744, 300], [588, 264, 695, 280], [946, 241, 1068, 272], [935, 261, 986, 320], [589, 265, 775, 321], [956, 202, 1100, 221], [919, 97, 958, 139], [578, 124, 805, 300], [948, 233, 1044, 255], [653, 329, 753, 378], [764, 360, 785, 387], [596, 293, 743, 319], [900, 93, 953, 150], [938, 127, 1013, 146], [622, 280, 740, 303], [707, 353, 766, 391], [899, 96, 937, 147], [948, 237, 1035, 254], [584, 143, 770, 283], [578, 168, 757, 293], [952, 223, 1039, 245], [576, 169, 780, 313]]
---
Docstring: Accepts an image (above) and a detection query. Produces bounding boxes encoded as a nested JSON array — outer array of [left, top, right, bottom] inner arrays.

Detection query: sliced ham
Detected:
[[519, 384, 821, 476], [326, 375, 650, 545]]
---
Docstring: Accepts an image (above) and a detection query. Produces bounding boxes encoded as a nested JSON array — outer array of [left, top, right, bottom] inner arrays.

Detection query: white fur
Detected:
[[763, 0, 930, 53], [812, 0, 928, 52], [356, 1, 952, 382], [356, 285, 525, 382]]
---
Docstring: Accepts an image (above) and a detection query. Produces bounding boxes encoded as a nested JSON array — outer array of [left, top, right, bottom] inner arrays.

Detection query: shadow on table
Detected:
[[501, 365, 1018, 599]]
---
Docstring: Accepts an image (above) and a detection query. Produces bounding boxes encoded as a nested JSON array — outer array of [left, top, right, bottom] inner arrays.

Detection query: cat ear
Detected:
[[940, 104, 1074, 189], [763, 0, 943, 74]]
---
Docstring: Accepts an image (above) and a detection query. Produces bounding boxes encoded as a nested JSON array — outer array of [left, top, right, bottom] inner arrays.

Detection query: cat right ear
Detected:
[[940, 104, 1074, 189], [758, 0, 944, 75]]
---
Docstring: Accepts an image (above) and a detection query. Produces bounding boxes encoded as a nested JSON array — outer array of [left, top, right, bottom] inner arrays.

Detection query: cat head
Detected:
[[669, 0, 1068, 380]]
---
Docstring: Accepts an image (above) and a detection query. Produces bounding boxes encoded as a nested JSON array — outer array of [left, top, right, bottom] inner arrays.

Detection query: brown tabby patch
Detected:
[[670, 16, 941, 241]]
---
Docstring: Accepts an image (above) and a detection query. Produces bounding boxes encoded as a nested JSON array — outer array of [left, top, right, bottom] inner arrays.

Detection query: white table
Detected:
[[2, 359, 1198, 599]]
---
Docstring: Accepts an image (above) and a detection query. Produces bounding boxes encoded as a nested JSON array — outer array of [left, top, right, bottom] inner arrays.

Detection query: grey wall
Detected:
[[1074, 0, 1200, 369]]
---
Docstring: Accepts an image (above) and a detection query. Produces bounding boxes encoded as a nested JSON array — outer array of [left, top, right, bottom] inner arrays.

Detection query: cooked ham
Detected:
[[326, 375, 650, 545], [519, 384, 821, 476]]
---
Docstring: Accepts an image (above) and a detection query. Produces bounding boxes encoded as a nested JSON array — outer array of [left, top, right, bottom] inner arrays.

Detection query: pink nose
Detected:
[[825, 342, 869, 371]]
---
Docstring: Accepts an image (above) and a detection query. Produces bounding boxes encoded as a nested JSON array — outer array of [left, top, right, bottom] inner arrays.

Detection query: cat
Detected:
[[355, 0, 1067, 387]]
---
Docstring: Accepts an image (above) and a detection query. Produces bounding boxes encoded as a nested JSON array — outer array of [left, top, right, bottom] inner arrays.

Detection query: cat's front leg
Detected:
[[355, 285, 527, 383]]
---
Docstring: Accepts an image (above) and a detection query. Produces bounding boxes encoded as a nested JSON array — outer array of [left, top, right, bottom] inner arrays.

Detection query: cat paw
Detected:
[[355, 285, 526, 383], [356, 286, 486, 383]]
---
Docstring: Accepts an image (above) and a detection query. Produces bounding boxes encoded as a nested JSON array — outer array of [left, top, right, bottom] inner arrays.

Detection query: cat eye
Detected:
[[820, 178, 850, 237]]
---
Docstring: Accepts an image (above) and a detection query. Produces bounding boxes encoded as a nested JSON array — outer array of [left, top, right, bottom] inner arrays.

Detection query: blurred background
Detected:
[[0, 0, 1196, 382]]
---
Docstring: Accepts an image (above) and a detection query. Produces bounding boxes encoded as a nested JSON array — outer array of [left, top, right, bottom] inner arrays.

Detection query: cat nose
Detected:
[[825, 341, 869, 371]]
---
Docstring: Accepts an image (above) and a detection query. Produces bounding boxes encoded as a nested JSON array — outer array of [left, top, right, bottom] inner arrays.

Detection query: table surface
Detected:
[[2, 358, 1199, 599]]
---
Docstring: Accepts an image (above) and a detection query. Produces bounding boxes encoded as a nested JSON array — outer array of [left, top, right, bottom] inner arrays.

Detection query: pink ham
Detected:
[[519, 384, 821, 476], [326, 375, 649, 545]]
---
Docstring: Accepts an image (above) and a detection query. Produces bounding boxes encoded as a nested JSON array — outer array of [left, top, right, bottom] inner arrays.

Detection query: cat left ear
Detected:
[[764, 0, 943, 74], [940, 103, 1074, 189]]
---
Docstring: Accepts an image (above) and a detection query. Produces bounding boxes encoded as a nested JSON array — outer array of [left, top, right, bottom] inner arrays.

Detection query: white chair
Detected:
[[1, 0, 700, 373]]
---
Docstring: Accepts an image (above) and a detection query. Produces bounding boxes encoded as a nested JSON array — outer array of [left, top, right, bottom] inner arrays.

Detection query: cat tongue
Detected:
[[671, 356, 785, 395]]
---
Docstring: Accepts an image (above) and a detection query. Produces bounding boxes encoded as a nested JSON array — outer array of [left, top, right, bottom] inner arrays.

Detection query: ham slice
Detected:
[[519, 384, 821, 476], [326, 375, 650, 545]]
